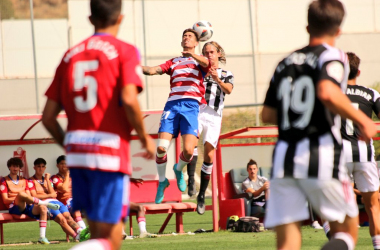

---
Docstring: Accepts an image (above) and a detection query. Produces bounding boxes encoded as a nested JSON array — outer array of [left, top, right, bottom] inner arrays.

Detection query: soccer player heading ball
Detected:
[[142, 29, 210, 204], [42, 0, 155, 249], [262, 0, 376, 249]]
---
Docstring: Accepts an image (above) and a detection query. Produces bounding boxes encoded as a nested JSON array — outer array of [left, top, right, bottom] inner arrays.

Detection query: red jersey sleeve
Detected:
[[0, 178, 8, 194], [27, 179, 35, 191], [120, 46, 143, 93], [51, 175, 62, 190], [159, 59, 174, 75]]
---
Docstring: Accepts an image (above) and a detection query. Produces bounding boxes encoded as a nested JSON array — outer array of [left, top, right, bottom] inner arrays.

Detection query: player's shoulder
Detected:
[[354, 85, 380, 100], [51, 175, 61, 184], [318, 44, 347, 66], [242, 177, 251, 184]]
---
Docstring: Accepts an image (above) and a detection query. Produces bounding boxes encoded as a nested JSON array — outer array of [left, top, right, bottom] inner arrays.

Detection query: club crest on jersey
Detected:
[[221, 71, 227, 77], [326, 61, 344, 83]]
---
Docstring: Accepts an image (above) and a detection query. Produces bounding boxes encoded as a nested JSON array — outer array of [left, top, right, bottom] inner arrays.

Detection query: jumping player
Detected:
[[41, 0, 155, 249], [142, 29, 209, 204], [341, 52, 380, 249], [261, 1, 377, 250], [50, 155, 87, 230], [186, 41, 233, 214], [0, 157, 60, 244], [28, 158, 86, 241]]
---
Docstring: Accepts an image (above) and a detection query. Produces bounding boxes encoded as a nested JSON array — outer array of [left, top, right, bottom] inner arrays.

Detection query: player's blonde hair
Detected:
[[202, 41, 226, 64]]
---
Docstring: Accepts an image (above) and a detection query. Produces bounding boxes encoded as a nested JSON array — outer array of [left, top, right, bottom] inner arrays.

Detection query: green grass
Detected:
[[0, 199, 374, 249]]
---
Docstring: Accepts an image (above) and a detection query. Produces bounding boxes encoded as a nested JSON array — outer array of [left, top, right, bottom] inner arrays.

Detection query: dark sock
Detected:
[[187, 155, 197, 181], [321, 239, 348, 250], [200, 162, 212, 193]]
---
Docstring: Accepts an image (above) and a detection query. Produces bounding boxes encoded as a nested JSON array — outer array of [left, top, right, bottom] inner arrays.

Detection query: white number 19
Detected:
[[278, 76, 315, 130]]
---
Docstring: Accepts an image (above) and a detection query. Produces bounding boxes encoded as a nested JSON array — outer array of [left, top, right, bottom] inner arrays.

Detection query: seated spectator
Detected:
[[50, 155, 87, 230], [28, 158, 88, 241], [0, 157, 60, 244], [241, 159, 269, 218], [122, 178, 158, 239]]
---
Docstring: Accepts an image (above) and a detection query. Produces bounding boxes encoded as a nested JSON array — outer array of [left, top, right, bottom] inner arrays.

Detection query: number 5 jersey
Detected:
[[263, 43, 349, 180], [45, 34, 143, 175]]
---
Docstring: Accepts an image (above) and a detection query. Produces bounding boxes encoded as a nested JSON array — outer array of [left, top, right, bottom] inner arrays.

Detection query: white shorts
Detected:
[[264, 178, 358, 228], [346, 161, 379, 192], [198, 104, 222, 148]]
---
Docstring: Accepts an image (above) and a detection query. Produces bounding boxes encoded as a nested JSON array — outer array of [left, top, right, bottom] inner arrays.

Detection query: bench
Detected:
[[0, 196, 38, 244], [128, 179, 197, 235]]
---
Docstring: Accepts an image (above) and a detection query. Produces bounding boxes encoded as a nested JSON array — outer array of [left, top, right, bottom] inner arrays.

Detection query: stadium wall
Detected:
[[0, 0, 380, 115]]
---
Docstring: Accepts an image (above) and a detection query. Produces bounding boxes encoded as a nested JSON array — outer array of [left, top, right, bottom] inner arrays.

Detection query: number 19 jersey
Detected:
[[45, 34, 143, 175], [264, 43, 349, 180]]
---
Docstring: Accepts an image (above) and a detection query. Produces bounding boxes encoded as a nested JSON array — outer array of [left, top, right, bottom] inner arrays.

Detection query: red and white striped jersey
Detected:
[[160, 56, 209, 103]]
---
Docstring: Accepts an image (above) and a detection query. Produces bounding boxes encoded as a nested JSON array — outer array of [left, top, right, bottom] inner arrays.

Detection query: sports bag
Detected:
[[226, 215, 239, 231], [235, 216, 261, 232]]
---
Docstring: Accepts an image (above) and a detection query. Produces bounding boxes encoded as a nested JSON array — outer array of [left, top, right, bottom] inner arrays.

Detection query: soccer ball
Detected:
[[192, 20, 213, 42]]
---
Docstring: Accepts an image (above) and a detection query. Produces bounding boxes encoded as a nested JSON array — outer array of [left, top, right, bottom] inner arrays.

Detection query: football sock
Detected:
[[137, 217, 147, 233], [156, 152, 168, 182], [323, 221, 331, 240], [70, 239, 112, 250], [75, 216, 87, 229], [187, 149, 198, 181], [199, 162, 213, 193], [372, 235, 380, 249], [39, 220, 47, 238], [176, 152, 192, 171], [322, 232, 354, 250]]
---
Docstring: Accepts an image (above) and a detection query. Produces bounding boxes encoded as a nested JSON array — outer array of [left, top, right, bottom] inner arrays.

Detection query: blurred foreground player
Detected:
[[261, 0, 377, 249], [41, 0, 155, 249]]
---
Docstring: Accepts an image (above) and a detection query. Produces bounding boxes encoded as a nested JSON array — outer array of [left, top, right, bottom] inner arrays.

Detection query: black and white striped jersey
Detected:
[[264, 43, 349, 180], [204, 68, 234, 116], [341, 85, 380, 163]]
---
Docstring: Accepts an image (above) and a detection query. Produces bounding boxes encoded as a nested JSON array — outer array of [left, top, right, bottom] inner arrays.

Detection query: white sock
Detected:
[[69, 239, 111, 250], [176, 152, 192, 171], [323, 221, 330, 236], [39, 220, 47, 238], [76, 219, 86, 229], [138, 217, 147, 233], [372, 235, 380, 249], [156, 153, 167, 182], [334, 232, 354, 250], [76, 227, 83, 234]]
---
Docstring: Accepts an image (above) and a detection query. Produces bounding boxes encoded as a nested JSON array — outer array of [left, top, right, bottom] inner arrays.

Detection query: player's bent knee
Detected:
[[157, 139, 170, 156]]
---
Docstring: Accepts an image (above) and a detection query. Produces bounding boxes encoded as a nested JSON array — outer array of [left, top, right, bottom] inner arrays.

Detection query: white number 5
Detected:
[[73, 60, 99, 112]]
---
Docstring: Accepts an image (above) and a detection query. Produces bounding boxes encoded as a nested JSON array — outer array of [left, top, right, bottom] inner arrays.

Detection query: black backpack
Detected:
[[235, 217, 261, 232]]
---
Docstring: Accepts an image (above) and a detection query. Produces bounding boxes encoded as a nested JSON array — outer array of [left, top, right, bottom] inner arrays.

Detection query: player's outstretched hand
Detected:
[[209, 67, 219, 81], [181, 51, 193, 58], [141, 135, 156, 160], [357, 118, 377, 143]]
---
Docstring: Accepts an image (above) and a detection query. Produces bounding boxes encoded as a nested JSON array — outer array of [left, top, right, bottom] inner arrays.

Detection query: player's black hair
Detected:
[[183, 28, 200, 42], [90, 0, 121, 29], [7, 157, 23, 168], [308, 0, 345, 37], [34, 158, 47, 166], [247, 159, 258, 169], [56, 155, 66, 164], [347, 52, 360, 80]]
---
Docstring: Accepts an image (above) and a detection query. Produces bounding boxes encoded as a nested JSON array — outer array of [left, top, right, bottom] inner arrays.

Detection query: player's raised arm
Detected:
[[142, 65, 163, 76], [181, 51, 209, 68]]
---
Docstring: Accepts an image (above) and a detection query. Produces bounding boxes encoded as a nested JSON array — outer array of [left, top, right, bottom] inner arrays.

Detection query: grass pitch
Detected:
[[0, 199, 374, 249]]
